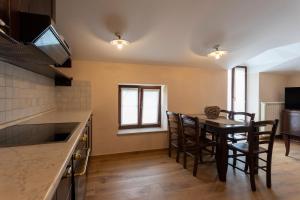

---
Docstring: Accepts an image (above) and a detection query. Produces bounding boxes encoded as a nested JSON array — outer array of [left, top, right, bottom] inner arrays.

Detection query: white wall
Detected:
[[247, 72, 260, 120]]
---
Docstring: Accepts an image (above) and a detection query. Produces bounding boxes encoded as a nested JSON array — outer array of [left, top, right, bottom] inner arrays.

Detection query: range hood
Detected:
[[32, 25, 71, 65], [19, 12, 71, 65]]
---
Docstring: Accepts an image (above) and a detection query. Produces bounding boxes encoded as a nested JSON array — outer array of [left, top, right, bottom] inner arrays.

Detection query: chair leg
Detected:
[[233, 149, 237, 168], [244, 155, 249, 173], [267, 157, 272, 188], [183, 152, 187, 169], [193, 152, 199, 176], [249, 156, 256, 191], [211, 134, 215, 156], [199, 149, 203, 163], [176, 148, 180, 163], [168, 143, 172, 157]]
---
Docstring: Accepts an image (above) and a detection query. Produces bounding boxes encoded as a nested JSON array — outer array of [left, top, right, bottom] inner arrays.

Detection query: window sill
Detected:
[[117, 127, 168, 135]]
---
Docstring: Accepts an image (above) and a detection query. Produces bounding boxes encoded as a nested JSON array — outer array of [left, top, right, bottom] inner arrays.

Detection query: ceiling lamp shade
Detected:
[[110, 33, 129, 50], [208, 45, 227, 60]]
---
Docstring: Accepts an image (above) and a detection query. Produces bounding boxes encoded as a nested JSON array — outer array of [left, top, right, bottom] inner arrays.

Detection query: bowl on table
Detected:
[[204, 106, 220, 119]]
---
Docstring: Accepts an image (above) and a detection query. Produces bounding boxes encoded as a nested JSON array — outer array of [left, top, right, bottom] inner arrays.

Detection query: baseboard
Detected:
[[91, 148, 168, 158]]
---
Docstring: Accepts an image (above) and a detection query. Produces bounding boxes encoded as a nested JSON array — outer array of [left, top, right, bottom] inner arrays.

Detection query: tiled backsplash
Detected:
[[56, 80, 91, 111], [0, 61, 56, 123], [0, 61, 92, 124]]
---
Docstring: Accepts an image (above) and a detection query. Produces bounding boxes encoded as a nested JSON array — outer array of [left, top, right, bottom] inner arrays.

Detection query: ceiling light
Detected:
[[110, 33, 129, 50], [208, 45, 227, 60]]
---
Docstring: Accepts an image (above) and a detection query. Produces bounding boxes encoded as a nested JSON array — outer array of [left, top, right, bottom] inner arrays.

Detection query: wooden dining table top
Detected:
[[189, 114, 251, 130]]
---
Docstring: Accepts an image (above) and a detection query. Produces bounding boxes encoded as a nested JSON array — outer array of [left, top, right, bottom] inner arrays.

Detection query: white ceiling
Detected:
[[56, 0, 300, 72]]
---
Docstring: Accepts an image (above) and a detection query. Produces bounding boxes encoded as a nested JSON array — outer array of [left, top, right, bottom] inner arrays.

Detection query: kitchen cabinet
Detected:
[[0, 0, 9, 30], [11, 0, 55, 19], [52, 163, 73, 200], [0, 0, 55, 38], [52, 114, 93, 200], [0, 0, 72, 86], [9, 0, 55, 40]]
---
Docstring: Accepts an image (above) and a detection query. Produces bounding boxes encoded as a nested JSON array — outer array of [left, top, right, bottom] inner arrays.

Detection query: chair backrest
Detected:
[[166, 111, 181, 140], [179, 114, 200, 145], [232, 112, 255, 122], [220, 109, 233, 119], [248, 119, 279, 154]]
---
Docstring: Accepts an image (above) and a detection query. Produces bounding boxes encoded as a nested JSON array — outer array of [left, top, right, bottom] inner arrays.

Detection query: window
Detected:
[[231, 66, 247, 119], [118, 85, 161, 129]]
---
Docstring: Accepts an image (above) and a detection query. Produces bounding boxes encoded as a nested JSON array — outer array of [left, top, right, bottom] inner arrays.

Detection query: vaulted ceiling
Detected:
[[56, 0, 300, 72]]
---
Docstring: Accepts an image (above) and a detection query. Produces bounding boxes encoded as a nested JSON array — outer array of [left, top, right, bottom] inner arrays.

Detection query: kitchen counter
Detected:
[[0, 110, 92, 200]]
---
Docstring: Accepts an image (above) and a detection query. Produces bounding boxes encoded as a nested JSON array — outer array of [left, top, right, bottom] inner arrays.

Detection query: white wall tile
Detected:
[[56, 80, 91, 111], [0, 87, 5, 98], [0, 61, 91, 124], [0, 99, 5, 111], [0, 61, 56, 124]]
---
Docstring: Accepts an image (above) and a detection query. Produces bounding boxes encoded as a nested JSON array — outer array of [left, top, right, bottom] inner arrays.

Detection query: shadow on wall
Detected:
[[187, 28, 230, 69], [104, 14, 127, 36], [189, 30, 226, 57]]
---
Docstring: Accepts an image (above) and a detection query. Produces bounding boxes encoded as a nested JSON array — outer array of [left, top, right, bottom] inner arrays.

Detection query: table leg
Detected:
[[284, 135, 290, 156], [216, 130, 228, 182]]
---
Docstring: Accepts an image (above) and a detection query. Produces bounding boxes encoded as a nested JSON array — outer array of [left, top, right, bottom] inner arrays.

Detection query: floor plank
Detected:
[[86, 139, 300, 200]]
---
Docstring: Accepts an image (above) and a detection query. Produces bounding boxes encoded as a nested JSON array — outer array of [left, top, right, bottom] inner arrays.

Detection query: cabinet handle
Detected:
[[63, 165, 72, 178], [73, 150, 82, 160], [81, 134, 88, 142], [74, 148, 90, 176]]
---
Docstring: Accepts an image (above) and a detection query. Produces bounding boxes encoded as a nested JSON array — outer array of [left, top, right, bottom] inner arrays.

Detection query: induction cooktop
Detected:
[[0, 122, 80, 148]]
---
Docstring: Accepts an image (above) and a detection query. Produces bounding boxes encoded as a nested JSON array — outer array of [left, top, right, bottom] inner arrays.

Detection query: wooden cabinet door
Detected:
[[10, 0, 55, 18], [9, 0, 55, 39]]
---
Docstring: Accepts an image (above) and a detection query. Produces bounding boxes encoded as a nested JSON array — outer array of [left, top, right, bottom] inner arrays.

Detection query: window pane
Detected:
[[233, 67, 246, 120], [121, 88, 138, 125], [142, 89, 160, 124]]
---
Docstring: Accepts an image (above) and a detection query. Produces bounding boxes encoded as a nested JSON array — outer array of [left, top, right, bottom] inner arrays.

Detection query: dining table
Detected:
[[189, 114, 252, 182]]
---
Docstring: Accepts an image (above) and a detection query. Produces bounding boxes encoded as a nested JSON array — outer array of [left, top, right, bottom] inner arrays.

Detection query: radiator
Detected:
[[260, 102, 284, 134]]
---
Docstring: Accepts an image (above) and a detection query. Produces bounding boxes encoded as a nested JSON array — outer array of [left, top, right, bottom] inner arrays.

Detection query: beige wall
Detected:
[[259, 72, 300, 103], [287, 73, 300, 87], [259, 72, 288, 102], [61, 61, 227, 155]]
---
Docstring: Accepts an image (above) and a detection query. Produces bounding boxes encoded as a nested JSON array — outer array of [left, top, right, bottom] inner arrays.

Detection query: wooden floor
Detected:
[[86, 139, 300, 200]]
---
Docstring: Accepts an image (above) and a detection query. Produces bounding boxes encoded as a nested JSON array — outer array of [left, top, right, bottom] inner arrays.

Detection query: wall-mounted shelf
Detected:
[[0, 31, 72, 86]]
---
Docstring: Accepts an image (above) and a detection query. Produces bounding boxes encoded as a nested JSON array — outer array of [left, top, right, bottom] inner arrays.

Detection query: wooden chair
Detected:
[[228, 112, 255, 143], [180, 114, 216, 176], [220, 109, 233, 119], [228, 119, 279, 191], [228, 112, 255, 167], [166, 111, 182, 162]]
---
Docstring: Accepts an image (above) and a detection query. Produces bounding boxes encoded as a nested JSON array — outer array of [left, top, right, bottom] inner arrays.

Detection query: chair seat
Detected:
[[228, 134, 247, 141], [229, 142, 268, 154], [202, 137, 216, 145], [170, 139, 179, 147], [183, 138, 215, 149], [171, 134, 179, 140]]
